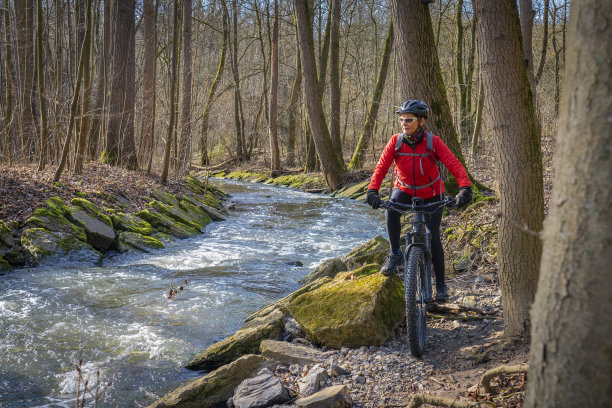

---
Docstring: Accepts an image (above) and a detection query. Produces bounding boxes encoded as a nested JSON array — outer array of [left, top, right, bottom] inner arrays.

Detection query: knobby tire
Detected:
[[405, 246, 427, 357]]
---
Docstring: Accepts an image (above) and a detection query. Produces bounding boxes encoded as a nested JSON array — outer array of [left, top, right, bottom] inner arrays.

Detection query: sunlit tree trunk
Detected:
[[15, 0, 36, 159], [228, 0, 245, 160], [178, 0, 193, 175], [294, 0, 344, 189], [535, 0, 550, 84], [329, 0, 342, 162], [160, 0, 179, 184], [525, 2, 612, 406], [455, 0, 466, 141], [474, 0, 544, 340], [74, 0, 93, 174], [3, 0, 14, 165], [138, 0, 157, 173], [268, 0, 280, 173], [35, 0, 49, 171], [286, 21, 301, 168]]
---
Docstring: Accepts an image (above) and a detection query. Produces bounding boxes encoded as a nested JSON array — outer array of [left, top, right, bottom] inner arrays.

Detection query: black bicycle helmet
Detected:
[[396, 100, 429, 118]]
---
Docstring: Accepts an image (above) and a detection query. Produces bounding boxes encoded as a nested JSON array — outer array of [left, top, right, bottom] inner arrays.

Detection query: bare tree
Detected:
[[474, 0, 544, 340], [3, 0, 15, 165], [329, 0, 342, 162], [178, 0, 193, 175], [268, 0, 280, 172], [35, 0, 49, 171], [525, 2, 612, 406], [138, 0, 157, 173]]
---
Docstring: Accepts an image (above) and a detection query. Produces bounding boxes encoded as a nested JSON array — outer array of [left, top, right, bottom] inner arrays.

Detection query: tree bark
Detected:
[[390, 0, 470, 193], [268, 0, 280, 172], [36, 0, 49, 171], [535, 0, 550, 84], [161, 0, 180, 184], [294, 0, 344, 189], [474, 0, 544, 340], [138, 0, 157, 173], [348, 21, 393, 170], [525, 2, 612, 406], [105, 0, 137, 169], [199, 5, 228, 167], [519, 0, 536, 93], [228, 0, 246, 160], [455, 0, 466, 142], [3, 0, 14, 165], [329, 0, 343, 162], [179, 0, 193, 175], [286, 19, 302, 168]]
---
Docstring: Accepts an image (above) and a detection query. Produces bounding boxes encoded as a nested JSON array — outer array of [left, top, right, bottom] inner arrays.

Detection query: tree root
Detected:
[[479, 363, 528, 393], [407, 393, 495, 408]]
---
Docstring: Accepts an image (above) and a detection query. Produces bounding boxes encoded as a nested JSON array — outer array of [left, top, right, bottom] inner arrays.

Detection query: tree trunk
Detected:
[[286, 20, 301, 168], [390, 0, 470, 193], [294, 0, 344, 189], [16, 0, 36, 159], [36, 0, 49, 171], [3, 0, 14, 165], [329, 0, 343, 162], [228, 0, 245, 161], [455, 0, 466, 142], [348, 21, 393, 170], [268, 0, 280, 172], [74, 0, 93, 174], [474, 0, 544, 340], [469, 76, 484, 157], [160, 0, 180, 184], [138, 0, 157, 173], [525, 2, 612, 406], [199, 4, 228, 167], [519, 0, 536, 93], [87, 0, 110, 160], [178, 0, 193, 175], [535, 0, 550, 84], [54, 0, 92, 182]]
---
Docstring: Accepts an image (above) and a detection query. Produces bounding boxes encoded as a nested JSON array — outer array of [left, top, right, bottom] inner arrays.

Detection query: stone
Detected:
[[118, 231, 164, 253], [340, 235, 389, 270], [179, 199, 212, 229], [0, 220, 15, 248], [0, 255, 9, 270], [136, 209, 200, 239], [259, 340, 327, 366], [146, 355, 273, 408], [299, 258, 347, 285], [334, 180, 370, 200], [233, 368, 291, 408], [182, 194, 226, 221], [297, 364, 329, 397], [150, 189, 181, 207], [330, 364, 350, 377], [149, 200, 203, 232], [453, 258, 471, 273], [186, 309, 285, 371], [3, 245, 25, 266], [295, 385, 351, 408], [67, 207, 117, 251], [111, 212, 153, 236], [70, 198, 113, 227], [288, 264, 405, 348], [25, 198, 87, 243], [21, 228, 102, 266], [284, 316, 306, 340]]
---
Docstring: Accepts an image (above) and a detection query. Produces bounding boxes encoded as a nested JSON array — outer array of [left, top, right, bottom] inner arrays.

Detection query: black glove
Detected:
[[366, 189, 382, 209], [456, 186, 473, 207]]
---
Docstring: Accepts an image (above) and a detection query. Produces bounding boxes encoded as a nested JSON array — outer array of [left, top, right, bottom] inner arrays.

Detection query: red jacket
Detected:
[[368, 132, 471, 199]]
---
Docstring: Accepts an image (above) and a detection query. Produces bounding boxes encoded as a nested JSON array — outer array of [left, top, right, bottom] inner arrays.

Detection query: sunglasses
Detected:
[[399, 117, 417, 124]]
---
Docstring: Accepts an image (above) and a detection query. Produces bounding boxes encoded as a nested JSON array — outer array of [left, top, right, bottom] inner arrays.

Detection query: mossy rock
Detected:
[[334, 180, 370, 199], [118, 231, 164, 253], [186, 308, 285, 371], [299, 258, 347, 285], [288, 264, 405, 348], [149, 200, 203, 232], [21, 228, 102, 266], [182, 195, 226, 221], [3, 246, 25, 266], [67, 207, 117, 251], [179, 199, 212, 228], [152, 232, 176, 245], [147, 355, 272, 408], [150, 189, 181, 207], [25, 199, 87, 243], [0, 255, 10, 270], [111, 212, 153, 235], [0, 220, 15, 249], [70, 198, 113, 228], [341, 235, 390, 269], [136, 209, 199, 239]]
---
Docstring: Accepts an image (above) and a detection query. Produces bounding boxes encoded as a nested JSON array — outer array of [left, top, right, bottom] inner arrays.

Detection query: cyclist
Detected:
[[366, 100, 472, 301]]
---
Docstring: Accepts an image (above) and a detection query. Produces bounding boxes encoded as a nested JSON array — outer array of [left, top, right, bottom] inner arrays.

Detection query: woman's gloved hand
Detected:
[[366, 189, 382, 209], [456, 186, 473, 207]]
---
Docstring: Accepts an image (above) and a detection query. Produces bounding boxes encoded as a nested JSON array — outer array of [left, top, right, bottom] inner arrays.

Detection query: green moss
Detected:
[[27, 204, 87, 243], [0, 255, 10, 270], [99, 150, 117, 165], [119, 231, 164, 252], [112, 212, 152, 235], [136, 209, 199, 239], [180, 199, 212, 228], [75, 190, 87, 198], [149, 200, 203, 231], [70, 198, 113, 227]]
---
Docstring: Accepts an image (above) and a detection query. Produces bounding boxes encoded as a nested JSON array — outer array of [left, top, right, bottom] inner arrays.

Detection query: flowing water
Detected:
[[0, 179, 385, 407]]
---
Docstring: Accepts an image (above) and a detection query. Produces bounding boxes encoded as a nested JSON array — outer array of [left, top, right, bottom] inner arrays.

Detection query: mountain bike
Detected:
[[381, 196, 455, 357]]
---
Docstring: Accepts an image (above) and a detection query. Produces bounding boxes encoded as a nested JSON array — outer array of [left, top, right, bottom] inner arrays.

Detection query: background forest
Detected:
[[0, 0, 567, 180]]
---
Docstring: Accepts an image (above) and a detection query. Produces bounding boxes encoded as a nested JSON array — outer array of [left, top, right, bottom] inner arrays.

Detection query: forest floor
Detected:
[[0, 144, 554, 407]]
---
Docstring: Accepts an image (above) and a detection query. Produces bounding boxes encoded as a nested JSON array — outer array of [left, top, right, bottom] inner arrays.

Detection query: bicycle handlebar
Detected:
[[380, 196, 456, 213]]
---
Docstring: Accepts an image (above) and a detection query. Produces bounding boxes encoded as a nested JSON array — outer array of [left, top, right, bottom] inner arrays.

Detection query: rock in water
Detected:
[[233, 368, 291, 408]]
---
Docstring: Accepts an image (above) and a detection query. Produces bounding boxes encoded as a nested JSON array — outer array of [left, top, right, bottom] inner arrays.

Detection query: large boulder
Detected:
[[232, 368, 291, 408], [186, 308, 285, 371], [118, 231, 164, 253], [182, 195, 226, 221], [67, 207, 116, 251], [149, 200, 203, 232], [0, 220, 15, 249], [299, 258, 347, 285], [146, 355, 273, 408], [21, 228, 102, 266], [178, 199, 212, 229], [340, 235, 389, 270], [25, 198, 87, 242], [259, 340, 328, 366], [136, 209, 200, 239], [111, 212, 153, 236], [288, 264, 404, 349]]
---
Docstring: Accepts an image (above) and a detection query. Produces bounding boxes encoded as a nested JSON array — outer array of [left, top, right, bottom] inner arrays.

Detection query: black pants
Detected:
[[386, 189, 446, 286]]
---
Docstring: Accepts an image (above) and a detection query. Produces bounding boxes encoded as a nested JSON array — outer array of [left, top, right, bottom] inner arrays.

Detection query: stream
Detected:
[[0, 179, 385, 407]]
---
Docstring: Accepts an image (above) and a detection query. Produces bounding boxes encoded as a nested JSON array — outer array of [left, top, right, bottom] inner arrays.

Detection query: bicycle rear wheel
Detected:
[[405, 246, 427, 357]]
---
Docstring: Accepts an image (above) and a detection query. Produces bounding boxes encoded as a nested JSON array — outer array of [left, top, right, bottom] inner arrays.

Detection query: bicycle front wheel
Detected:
[[404, 246, 427, 357]]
